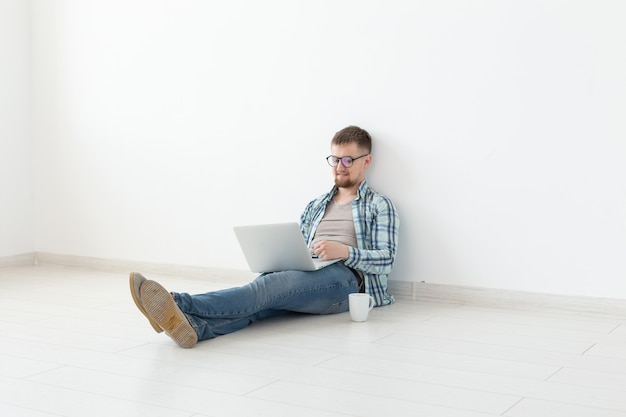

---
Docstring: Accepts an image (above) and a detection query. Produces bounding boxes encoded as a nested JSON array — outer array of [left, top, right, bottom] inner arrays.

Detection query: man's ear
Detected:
[[363, 154, 372, 168]]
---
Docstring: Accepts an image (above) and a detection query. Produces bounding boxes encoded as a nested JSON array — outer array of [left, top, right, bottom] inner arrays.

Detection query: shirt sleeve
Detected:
[[299, 192, 331, 244], [299, 199, 315, 242], [344, 195, 399, 275]]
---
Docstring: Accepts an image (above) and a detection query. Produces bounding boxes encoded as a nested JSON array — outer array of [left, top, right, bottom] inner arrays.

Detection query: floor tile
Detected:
[[505, 398, 626, 417], [547, 367, 626, 391]]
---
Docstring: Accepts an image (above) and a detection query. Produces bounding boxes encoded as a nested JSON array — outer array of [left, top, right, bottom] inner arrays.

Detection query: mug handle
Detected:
[[368, 295, 375, 311]]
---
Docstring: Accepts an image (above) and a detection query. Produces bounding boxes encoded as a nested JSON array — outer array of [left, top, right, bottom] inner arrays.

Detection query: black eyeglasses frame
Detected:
[[326, 154, 369, 168]]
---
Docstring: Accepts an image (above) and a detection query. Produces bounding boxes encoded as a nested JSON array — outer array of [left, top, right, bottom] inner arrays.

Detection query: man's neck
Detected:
[[334, 183, 360, 204]]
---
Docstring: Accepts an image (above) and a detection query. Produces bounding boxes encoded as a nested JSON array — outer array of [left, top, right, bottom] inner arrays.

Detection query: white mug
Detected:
[[349, 293, 375, 322]]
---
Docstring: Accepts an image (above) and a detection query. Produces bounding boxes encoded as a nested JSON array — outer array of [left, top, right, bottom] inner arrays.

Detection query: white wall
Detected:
[[30, 0, 626, 299], [0, 0, 33, 257]]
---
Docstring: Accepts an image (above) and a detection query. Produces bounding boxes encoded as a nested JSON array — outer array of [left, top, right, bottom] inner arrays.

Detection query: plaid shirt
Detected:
[[300, 181, 399, 306]]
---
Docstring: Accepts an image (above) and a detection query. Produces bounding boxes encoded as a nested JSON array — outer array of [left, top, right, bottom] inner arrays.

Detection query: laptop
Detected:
[[233, 222, 341, 273]]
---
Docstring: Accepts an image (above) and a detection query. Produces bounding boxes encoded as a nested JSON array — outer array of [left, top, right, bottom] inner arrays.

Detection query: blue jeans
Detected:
[[173, 262, 360, 341]]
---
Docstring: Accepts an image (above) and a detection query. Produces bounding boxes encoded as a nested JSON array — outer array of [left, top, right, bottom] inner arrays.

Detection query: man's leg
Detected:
[[175, 262, 359, 341]]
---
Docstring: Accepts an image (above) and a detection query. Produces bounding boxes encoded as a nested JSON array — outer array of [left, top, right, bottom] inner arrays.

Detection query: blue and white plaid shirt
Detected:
[[300, 181, 400, 306]]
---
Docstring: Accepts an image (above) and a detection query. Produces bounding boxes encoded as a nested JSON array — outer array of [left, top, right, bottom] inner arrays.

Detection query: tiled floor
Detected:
[[1, 265, 626, 417]]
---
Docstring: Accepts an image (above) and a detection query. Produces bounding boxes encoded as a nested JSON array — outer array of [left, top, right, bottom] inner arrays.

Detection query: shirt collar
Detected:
[[326, 180, 368, 202]]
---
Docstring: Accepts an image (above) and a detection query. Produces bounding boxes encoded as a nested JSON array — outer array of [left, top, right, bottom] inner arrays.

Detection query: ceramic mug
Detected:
[[349, 293, 375, 322]]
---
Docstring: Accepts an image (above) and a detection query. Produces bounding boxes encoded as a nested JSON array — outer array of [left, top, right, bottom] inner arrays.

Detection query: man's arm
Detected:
[[344, 195, 399, 275]]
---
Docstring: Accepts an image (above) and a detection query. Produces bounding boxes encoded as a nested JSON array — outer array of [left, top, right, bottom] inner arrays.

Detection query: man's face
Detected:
[[330, 142, 371, 189]]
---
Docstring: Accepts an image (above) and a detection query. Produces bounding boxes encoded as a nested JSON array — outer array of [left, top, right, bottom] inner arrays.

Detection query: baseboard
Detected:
[[0, 252, 36, 269], [33, 252, 255, 281], [20, 252, 626, 318], [391, 280, 626, 319]]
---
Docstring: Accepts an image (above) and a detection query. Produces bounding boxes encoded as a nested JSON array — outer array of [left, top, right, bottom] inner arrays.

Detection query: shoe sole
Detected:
[[129, 272, 163, 333], [140, 280, 198, 348]]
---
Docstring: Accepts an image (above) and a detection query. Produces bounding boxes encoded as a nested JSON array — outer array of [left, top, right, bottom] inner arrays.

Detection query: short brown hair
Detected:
[[331, 126, 372, 153]]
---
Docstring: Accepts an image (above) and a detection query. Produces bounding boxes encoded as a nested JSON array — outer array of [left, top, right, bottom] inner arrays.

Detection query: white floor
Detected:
[[1, 265, 626, 417]]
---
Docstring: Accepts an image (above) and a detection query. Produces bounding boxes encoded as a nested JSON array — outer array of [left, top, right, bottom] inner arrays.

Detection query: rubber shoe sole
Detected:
[[140, 279, 198, 348], [129, 272, 163, 333]]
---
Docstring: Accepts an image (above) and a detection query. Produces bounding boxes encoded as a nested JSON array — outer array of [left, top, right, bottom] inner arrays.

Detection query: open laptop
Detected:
[[233, 222, 341, 273]]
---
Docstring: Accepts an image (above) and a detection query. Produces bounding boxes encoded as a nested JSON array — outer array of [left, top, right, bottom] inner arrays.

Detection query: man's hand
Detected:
[[310, 241, 350, 261]]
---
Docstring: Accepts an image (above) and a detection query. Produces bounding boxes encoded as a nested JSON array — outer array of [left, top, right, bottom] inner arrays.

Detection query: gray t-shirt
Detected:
[[311, 199, 358, 248]]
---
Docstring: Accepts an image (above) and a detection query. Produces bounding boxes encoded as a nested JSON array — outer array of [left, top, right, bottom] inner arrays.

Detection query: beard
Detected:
[[334, 175, 359, 189]]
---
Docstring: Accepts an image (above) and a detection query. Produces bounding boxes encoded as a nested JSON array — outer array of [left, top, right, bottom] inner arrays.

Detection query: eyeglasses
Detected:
[[326, 154, 369, 168]]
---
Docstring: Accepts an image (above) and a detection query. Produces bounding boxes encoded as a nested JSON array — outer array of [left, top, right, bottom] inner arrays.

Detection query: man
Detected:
[[130, 126, 399, 348]]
